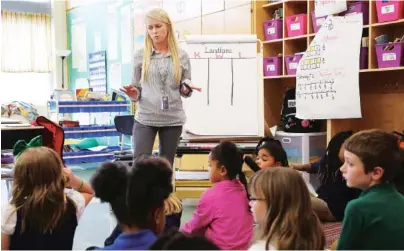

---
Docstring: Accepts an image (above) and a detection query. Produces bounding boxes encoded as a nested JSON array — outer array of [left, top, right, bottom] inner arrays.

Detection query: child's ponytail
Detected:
[[238, 170, 249, 201]]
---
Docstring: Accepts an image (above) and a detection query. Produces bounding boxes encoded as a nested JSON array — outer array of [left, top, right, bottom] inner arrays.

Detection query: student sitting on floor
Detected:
[[149, 229, 220, 250], [249, 167, 325, 250], [293, 131, 361, 222], [337, 129, 404, 250], [1, 147, 94, 250], [244, 137, 289, 172], [89, 157, 173, 250], [104, 193, 183, 247], [181, 141, 254, 250]]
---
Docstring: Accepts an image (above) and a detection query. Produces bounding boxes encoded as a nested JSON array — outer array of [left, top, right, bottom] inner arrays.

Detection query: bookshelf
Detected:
[[253, 0, 404, 140]]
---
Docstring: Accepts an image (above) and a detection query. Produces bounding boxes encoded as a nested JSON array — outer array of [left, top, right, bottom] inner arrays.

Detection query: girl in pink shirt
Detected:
[[181, 141, 254, 250]]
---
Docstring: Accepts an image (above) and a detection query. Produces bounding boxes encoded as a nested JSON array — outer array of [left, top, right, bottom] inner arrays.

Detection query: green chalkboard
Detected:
[[66, 0, 133, 93]]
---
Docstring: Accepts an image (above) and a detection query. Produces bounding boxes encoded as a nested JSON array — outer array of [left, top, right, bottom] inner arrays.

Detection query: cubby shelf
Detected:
[[255, 0, 404, 140], [263, 66, 404, 80]]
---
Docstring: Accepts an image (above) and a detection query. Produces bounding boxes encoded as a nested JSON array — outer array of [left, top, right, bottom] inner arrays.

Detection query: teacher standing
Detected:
[[121, 8, 200, 167]]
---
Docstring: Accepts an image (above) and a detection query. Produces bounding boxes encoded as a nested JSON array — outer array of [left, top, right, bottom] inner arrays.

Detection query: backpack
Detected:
[[279, 88, 323, 133]]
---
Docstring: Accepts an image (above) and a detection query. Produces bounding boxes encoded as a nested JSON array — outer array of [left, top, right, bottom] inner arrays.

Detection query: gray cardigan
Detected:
[[131, 47, 192, 127]]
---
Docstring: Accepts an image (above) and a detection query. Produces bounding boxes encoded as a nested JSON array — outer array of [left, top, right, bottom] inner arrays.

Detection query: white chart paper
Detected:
[[314, 0, 347, 17], [296, 15, 363, 119]]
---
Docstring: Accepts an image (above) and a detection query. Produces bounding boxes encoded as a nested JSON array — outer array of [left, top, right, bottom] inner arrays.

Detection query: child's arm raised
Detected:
[[181, 192, 214, 234], [336, 201, 364, 250], [64, 168, 94, 206]]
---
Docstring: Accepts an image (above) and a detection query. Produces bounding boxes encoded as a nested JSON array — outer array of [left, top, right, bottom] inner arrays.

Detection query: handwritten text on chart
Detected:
[[297, 79, 336, 100]]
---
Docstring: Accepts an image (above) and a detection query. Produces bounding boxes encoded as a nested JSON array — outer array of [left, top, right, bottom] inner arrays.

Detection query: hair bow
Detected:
[[13, 135, 43, 158]]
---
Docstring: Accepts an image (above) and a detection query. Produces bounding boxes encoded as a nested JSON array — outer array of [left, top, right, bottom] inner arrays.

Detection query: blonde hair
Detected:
[[10, 147, 72, 234], [249, 167, 325, 250], [143, 8, 181, 84], [164, 193, 182, 215]]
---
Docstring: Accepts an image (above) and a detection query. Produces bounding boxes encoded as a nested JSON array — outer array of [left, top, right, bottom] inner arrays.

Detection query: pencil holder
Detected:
[[341, 1, 369, 25], [375, 0, 404, 23], [286, 14, 307, 37], [285, 54, 304, 75], [264, 56, 282, 77], [263, 19, 283, 41], [375, 42, 404, 68], [311, 11, 327, 33]]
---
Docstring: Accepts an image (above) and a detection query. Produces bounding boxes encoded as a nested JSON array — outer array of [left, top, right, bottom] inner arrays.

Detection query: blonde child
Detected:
[[337, 129, 404, 250], [181, 141, 254, 250], [249, 167, 325, 250], [1, 147, 93, 250]]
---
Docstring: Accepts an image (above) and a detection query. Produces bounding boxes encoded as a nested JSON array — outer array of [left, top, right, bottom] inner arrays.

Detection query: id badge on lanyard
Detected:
[[158, 57, 169, 111], [161, 95, 169, 110]]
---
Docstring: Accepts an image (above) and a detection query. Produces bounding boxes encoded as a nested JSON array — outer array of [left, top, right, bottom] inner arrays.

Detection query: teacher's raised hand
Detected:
[[182, 79, 202, 92], [120, 85, 139, 99]]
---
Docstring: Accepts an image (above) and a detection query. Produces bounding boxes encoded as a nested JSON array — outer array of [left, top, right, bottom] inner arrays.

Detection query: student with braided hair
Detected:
[[181, 141, 253, 250], [293, 131, 361, 221]]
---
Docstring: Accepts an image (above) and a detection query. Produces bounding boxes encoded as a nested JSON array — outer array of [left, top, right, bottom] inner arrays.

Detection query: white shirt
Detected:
[[249, 240, 277, 250], [1, 189, 85, 235]]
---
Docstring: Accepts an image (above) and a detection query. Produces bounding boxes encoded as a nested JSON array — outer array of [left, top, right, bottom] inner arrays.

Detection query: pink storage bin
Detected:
[[375, 42, 404, 68], [360, 47, 368, 70], [375, 0, 404, 23], [285, 54, 303, 75], [286, 14, 307, 37], [341, 1, 369, 25], [263, 19, 283, 41], [311, 11, 327, 33], [264, 57, 282, 77]]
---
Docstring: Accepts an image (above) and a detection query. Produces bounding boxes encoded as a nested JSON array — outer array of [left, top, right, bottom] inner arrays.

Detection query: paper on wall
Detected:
[[94, 32, 102, 51], [121, 4, 132, 64], [71, 23, 87, 72], [107, 5, 118, 60], [314, 0, 347, 17], [295, 14, 363, 119], [109, 63, 122, 90]]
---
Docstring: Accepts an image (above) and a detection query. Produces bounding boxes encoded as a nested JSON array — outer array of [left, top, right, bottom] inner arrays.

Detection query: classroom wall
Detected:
[[132, 0, 253, 45], [52, 0, 68, 90]]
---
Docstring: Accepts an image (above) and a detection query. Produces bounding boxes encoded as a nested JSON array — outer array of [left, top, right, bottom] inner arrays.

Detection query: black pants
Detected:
[[133, 120, 182, 167]]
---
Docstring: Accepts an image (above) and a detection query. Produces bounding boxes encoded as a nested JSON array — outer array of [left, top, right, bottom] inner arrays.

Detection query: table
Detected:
[[1, 125, 44, 150]]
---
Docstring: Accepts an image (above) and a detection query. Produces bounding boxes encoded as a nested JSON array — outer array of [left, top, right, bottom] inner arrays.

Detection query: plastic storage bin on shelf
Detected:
[[285, 54, 303, 75], [63, 146, 122, 164], [264, 56, 282, 77], [286, 14, 307, 37], [311, 12, 327, 33], [375, 0, 404, 23], [58, 101, 130, 113], [263, 19, 283, 41], [275, 131, 326, 184], [375, 42, 404, 68], [360, 47, 368, 69], [63, 125, 120, 139], [340, 1, 369, 25]]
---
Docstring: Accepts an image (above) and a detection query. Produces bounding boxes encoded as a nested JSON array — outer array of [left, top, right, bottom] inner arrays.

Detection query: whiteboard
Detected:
[[181, 35, 264, 137]]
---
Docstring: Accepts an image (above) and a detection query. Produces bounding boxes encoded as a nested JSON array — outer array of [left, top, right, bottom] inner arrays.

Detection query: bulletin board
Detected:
[[66, 0, 134, 92]]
